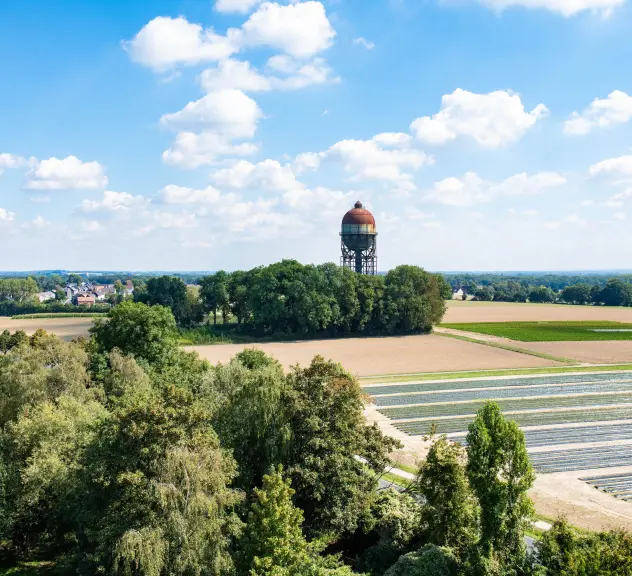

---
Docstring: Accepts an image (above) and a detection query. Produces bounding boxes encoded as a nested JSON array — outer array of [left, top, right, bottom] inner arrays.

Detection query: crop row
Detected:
[[451, 423, 632, 448], [581, 473, 632, 501], [392, 406, 632, 436], [373, 381, 632, 407], [530, 445, 632, 473], [378, 392, 632, 420], [364, 373, 632, 397]]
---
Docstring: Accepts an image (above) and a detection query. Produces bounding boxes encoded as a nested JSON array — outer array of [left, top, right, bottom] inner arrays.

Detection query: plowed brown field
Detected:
[[0, 316, 94, 339]]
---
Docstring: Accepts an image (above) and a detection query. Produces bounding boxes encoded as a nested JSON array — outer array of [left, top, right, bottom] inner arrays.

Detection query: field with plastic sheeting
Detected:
[[582, 473, 632, 502], [365, 370, 632, 476]]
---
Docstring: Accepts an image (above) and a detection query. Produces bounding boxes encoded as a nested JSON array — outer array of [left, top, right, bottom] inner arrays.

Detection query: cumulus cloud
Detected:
[[199, 57, 337, 92], [161, 89, 262, 138], [210, 159, 301, 190], [565, 91, 632, 135], [411, 89, 548, 147], [294, 152, 323, 174], [162, 132, 259, 168], [125, 2, 335, 71], [23, 156, 108, 190], [122, 16, 237, 71], [0, 208, 15, 223], [603, 188, 632, 207], [324, 133, 431, 185], [283, 186, 353, 211], [215, 0, 261, 13], [22, 215, 51, 230], [476, 0, 623, 16], [353, 37, 375, 50], [158, 185, 224, 204], [80, 220, 103, 232], [135, 211, 198, 236], [238, 1, 336, 58], [423, 171, 566, 206], [589, 155, 632, 177], [80, 190, 149, 213], [0, 153, 35, 170]]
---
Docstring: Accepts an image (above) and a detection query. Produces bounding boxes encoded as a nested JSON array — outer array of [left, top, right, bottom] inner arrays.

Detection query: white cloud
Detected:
[[411, 89, 548, 147], [614, 211, 627, 220], [161, 89, 262, 138], [564, 214, 587, 225], [162, 132, 258, 168], [215, 0, 261, 13], [122, 16, 236, 71], [325, 133, 431, 184], [565, 91, 632, 135], [283, 186, 352, 210], [22, 216, 51, 230], [353, 37, 375, 50], [239, 1, 335, 58], [158, 185, 224, 204], [80, 220, 103, 232], [589, 155, 632, 177], [135, 211, 198, 236], [0, 208, 15, 223], [543, 220, 561, 229], [28, 195, 51, 204], [604, 188, 632, 207], [424, 171, 566, 206], [23, 156, 107, 190], [581, 199, 595, 206], [294, 152, 323, 174], [80, 190, 149, 213], [199, 57, 337, 92], [210, 159, 301, 190], [181, 240, 214, 249], [476, 0, 623, 17], [0, 153, 34, 169]]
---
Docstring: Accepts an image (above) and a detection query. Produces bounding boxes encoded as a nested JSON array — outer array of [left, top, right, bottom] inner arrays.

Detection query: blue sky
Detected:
[[2, 0, 632, 271]]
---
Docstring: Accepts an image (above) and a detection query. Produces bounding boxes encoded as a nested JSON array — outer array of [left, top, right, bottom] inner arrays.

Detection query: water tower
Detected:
[[340, 200, 377, 275]]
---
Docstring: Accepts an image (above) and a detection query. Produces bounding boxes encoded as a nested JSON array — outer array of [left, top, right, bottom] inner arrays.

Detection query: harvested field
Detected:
[[445, 300, 632, 323], [187, 334, 562, 376], [0, 316, 93, 339], [517, 341, 632, 364]]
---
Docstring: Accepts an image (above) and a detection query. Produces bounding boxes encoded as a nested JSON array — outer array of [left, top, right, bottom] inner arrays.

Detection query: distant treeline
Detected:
[[455, 278, 632, 307], [136, 260, 450, 336]]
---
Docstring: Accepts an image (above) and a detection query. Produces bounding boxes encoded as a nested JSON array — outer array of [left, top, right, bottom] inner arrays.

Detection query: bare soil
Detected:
[[188, 334, 562, 377], [0, 316, 94, 339], [519, 341, 632, 365], [445, 300, 632, 323]]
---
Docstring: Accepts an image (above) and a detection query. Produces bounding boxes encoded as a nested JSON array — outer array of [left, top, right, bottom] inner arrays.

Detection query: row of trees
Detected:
[[447, 273, 632, 292], [1, 301, 630, 575], [136, 260, 449, 335], [470, 278, 632, 307]]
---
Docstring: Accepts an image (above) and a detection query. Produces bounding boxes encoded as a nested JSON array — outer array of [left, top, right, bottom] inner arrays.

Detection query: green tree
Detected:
[[596, 278, 632, 307], [228, 270, 252, 326], [0, 277, 39, 302], [466, 402, 535, 574], [138, 275, 191, 326], [560, 283, 593, 305], [384, 544, 459, 576], [383, 266, 446, 332], [200, 271, 230, 325], [67, 273, 83, 285], [415, 436, 478, 554], [528, 286, 556, 303], [90, 301, 178, 366]]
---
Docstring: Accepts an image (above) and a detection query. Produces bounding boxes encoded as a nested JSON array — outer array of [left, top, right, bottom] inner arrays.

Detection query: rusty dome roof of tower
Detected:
[[342, 201, 376, 226]]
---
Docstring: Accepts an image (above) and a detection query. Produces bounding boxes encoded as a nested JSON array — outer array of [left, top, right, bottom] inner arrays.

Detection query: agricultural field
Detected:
[[365, 370, 632, 472], [188, 333, 560, 376], [444, 300, 632, 323], [582, 473, 632, 503], [0, 316, 94, 339], [440, 321, 632, 341]]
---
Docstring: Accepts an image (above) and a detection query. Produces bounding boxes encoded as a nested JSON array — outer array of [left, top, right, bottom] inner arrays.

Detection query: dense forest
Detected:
[[0, 301, 630, 575]]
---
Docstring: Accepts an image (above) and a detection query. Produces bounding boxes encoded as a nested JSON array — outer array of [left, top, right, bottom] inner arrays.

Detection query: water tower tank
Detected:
[[340, 201, 378, 275]]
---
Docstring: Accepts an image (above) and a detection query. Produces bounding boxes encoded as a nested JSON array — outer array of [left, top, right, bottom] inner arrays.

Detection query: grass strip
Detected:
[[389, 460, 419, 475], [360, 364, 632, 385], [436, 332, 577, 364], [440, 321, 632, 342], [10, 313, 105, 319], [381, 471, 413, 489]]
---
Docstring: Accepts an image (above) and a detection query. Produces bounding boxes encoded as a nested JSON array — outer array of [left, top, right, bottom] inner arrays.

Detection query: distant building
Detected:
[[93, 284, 115, 300], [75, 294, 96, 307], [37, 291, 56, 303], [452, 287, 470, 300]]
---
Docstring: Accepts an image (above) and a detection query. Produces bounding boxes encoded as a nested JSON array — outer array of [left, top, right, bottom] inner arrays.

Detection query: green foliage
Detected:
[[0, 278, 39, 303], [415, 436, 478, 554], [466, 402, 535, 574], [90, 300, 178, 366], [383, 544, 459, 576], [537, 519, 632, 575], [200, 271, 231, 325], [528, 286, 556, 304], [440, 321, 632, 342], [136, 275, 201, 327]]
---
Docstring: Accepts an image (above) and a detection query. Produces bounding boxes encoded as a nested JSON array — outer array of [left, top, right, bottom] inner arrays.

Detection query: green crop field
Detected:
[[440, 321, 632, 342]]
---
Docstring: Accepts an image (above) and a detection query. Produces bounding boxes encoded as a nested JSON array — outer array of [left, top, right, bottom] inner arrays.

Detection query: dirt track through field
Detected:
[[187, 334, 562, 376], [445, 300, 632, 323], [0, 316, 94, 339]]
